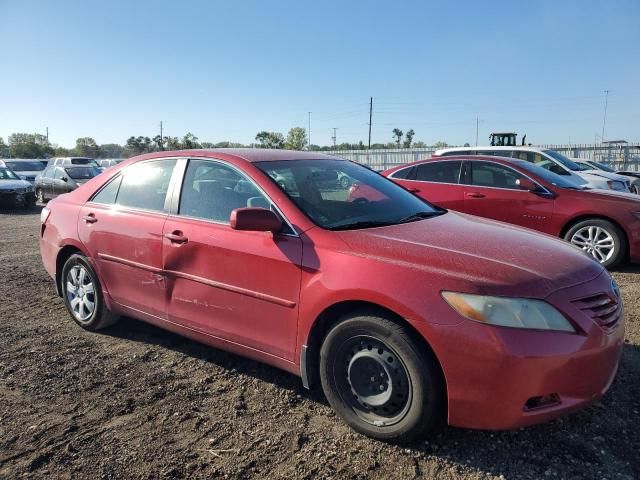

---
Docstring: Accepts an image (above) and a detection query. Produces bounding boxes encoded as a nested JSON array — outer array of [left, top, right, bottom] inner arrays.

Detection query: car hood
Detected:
[[337, 212, 604, 299], [0, 179, 32, 190], [578, 188, 640, 202], [580, 169, 629, 183]]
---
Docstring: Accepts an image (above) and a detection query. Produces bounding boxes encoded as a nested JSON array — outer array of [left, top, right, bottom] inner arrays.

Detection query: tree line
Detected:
[[0, 127, 451, 159]]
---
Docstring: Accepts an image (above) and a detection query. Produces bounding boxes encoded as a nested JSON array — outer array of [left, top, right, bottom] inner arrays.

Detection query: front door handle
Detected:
[[165, 231, 188, 244], [83, 213, 98, 224], [466, 192, 485, 198]]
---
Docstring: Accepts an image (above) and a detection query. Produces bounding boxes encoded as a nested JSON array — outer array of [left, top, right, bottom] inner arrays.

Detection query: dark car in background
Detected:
[[35, 165, 102, 203], [0, 159, 46, 184], [0, 166, 36, 207], [383, 155, 640, 268], [46, 157, 100, 168]]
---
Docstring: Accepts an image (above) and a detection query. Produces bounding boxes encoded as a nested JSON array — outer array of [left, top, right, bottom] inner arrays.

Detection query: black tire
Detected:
[[319, 313, 444, 443], [36, 188, 45, 204], [563, 218, 626, 268], [61, 254, 119, 330]]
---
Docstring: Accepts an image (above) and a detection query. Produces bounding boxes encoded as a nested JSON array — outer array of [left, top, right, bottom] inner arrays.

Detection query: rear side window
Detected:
[[391, 166, 416, 180], [415, 161, 462, 183], [91, 175, 122, 205], [116, 160, 176, 212], [477, 150, 512, 158]]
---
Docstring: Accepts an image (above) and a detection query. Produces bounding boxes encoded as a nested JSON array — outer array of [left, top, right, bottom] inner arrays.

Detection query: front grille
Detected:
[[571, 292, 621, 330]]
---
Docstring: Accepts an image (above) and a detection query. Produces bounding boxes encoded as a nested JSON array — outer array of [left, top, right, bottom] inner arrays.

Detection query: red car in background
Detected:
[[383, 155, 640, 268], [40, 149, 624, 442]]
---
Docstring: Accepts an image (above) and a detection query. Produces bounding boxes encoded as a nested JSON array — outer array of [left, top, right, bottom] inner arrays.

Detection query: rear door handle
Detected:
[[83, 213, 98, 224], [165, 231, 188, 244], [466, 192, 485, 198]]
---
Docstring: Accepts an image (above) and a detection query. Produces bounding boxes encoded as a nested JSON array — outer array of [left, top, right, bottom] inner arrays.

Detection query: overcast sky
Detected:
[[1, 0, 639, 148]]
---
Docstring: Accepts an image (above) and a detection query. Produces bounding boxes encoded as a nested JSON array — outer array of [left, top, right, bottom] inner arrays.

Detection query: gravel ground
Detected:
[[0, 208, 638, 480]]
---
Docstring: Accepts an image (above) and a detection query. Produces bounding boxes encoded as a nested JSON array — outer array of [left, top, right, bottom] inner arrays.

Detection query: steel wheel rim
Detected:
[[334, 335, 412, 427], [66, 265, 96, 322], [570, 225, 615, 263]]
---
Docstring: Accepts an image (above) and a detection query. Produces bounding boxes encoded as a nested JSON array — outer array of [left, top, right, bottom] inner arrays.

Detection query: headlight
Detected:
[[442, 292, 575, 332], [607, 180, 627, 191]]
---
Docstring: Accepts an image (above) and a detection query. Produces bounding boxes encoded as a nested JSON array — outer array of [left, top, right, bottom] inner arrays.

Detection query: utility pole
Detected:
[[46, 127, 49, 144], [308, 112, 312, 149], [331, 128, 337, 147], [368, 96, 373, 149], [475, 117, 479, 146], [159, 121, 164, 150], [601, 90, 609, 144]]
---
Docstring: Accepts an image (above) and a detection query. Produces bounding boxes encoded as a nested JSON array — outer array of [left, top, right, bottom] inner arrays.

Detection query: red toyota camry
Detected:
[[40, 149, 624, 442], [383, 155, 640, 268]]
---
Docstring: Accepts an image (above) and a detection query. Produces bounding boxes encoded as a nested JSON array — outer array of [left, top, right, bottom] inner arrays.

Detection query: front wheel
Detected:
[[61, 254, 119, 330], [319, 313, 444, 443], [564, 219, 626, 268]]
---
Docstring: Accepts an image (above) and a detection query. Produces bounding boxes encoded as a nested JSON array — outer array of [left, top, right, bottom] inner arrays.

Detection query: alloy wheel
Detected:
[[570, 225, 615, 263], [65, 265, 96, 322]]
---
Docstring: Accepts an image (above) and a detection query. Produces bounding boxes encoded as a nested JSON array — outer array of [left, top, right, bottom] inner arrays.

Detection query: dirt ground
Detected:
[[0, 208, 638, 480]]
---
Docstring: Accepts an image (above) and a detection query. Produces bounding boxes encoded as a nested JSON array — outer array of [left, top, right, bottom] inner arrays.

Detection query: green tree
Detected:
[[0, 137, 9, 157], [74, 137, 100, 158], [413, 141, 426, 148], [392, 128, 403, 148], [99, 143, 124, 158], [463, 142, 471, 147], [8, 133, 53, 158], [284, 127, 307, 150], [433, 141, 448, 148], [182, 132, 201, 149], [124, 136, 153, 156], [403, 129, 415, 148], [255, 131, 285, 149]]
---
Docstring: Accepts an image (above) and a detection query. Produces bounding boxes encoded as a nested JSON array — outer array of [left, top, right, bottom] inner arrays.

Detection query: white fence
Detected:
[[323, 144, 640, 172]]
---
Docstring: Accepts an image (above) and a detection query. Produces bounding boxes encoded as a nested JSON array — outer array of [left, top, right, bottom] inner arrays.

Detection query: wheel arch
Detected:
[[300, 300, 447, 399], [560, 214, 630, 260]]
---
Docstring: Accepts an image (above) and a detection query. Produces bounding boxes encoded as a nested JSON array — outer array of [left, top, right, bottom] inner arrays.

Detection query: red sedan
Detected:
[[383, 155, 640, 268], [40, 149, 623, 442]]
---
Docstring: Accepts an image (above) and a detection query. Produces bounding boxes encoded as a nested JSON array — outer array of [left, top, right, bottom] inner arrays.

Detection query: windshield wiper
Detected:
[[329, 220, 395, 231], [398, 211, 445, 224]]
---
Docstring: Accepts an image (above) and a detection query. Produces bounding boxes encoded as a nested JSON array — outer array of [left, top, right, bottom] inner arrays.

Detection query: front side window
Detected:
[[415, 161, 462, 183], [256, 159, 442, 230], [179, 159, 272, 224], [513, 151, 569, 176], [465, 162, 527, 189], [0, 168, 20, 180], [116, 160, 176, 212], [390, 166, 416, 180], [54, 168, 65, 180]]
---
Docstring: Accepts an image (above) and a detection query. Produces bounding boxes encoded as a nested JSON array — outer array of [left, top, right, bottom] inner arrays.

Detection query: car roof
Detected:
[[390, 154, 528, 170], [132, 148, 344, 163], [435, 146, 546, 154]]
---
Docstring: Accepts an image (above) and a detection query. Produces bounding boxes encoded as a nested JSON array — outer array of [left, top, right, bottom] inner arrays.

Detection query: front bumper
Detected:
[[0, 190, 35, 207], [427, 271, 624, 430]]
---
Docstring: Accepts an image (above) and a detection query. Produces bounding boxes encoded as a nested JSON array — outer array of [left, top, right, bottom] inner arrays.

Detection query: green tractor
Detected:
[[489, 132, 529, 146]]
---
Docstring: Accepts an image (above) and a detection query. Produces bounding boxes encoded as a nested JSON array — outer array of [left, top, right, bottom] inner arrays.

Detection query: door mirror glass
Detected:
[[230, 207, 282, 232], [516, 177, 537, 191]]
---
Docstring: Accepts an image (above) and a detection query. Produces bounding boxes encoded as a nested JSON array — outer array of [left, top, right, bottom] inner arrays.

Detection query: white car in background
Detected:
[[435, 146, 630, 192], [572, 158, 640, 194]]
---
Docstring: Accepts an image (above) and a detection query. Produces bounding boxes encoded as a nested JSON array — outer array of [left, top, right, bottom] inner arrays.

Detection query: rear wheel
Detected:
[[319, 313, 444, 443], [564, 219, 626, 268], [61, 254, 119, 330]]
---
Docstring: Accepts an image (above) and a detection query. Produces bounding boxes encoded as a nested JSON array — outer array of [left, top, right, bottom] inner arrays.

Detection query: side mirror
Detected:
[[230, 207, 282, 233], [516, 177, 537, 191]]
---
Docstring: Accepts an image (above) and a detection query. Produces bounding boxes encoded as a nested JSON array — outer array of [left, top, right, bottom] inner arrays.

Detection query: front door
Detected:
[[78, 159, 178, 318], [461, 160, 555, 233], [162, 159, 302, 361]]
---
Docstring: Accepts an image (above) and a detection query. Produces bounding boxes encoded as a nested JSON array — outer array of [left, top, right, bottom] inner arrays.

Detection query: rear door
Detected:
[[162, 158, 302, 361], [78, 158, 179, 319], [461, 160, 555, 233], [391, 160, 464, 211]]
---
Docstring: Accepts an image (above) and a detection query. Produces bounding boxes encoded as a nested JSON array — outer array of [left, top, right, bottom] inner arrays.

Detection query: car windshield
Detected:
[[66, 167, 101, 180], [513, 161, 585, 189], [255, 159, 443, 230], [5, 161, 44, 171], [589, 161, 616, 173], [0, 168, 20, 180], [70, 158, 97, 165], [542, 150, 582, 171]]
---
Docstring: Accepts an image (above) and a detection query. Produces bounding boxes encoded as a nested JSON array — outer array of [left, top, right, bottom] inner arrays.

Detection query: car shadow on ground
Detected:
[[0, 205, 43, 215], [101, 315, 640, 479]]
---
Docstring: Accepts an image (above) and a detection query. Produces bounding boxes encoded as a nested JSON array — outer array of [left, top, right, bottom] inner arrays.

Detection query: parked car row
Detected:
[[40, 148, 625, 442]]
